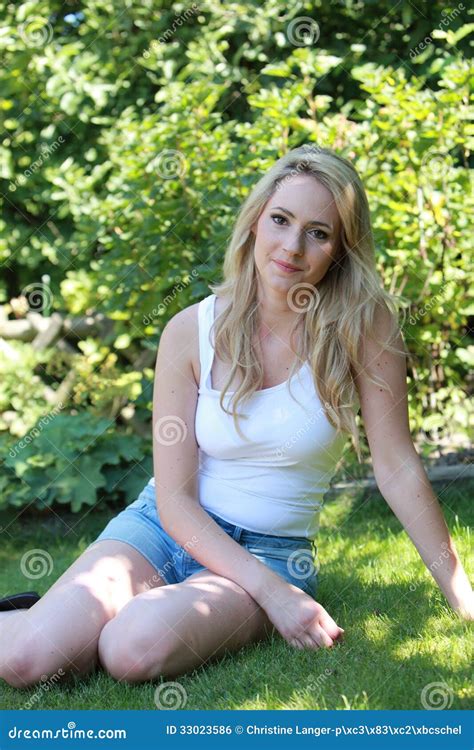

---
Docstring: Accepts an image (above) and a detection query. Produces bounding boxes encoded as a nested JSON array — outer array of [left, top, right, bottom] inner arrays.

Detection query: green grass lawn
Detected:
[[0, 479, 472, 710]]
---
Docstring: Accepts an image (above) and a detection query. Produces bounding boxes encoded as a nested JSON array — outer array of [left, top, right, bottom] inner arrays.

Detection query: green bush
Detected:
[[0, 1, 472, 511], [0, 412, 152, 512]]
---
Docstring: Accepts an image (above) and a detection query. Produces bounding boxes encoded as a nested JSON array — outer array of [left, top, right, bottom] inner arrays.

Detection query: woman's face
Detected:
[[251, 174, 342, 298]]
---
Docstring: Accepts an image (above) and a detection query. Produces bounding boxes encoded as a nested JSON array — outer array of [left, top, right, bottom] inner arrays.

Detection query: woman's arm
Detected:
[[375, 455, 473, 618], [152, 306, 276, 602], [353, 305, 473, 619]]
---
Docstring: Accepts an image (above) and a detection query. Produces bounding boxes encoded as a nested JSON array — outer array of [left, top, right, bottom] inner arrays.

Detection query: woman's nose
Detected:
[[283, 232, 304, 256]]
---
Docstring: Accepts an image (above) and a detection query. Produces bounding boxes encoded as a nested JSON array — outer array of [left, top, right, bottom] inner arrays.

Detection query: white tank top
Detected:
[[150, 293, 356, 540]]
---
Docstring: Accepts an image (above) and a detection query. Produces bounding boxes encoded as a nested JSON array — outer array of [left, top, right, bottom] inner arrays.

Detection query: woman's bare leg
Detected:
[[0, 611, 21, 622], [0, 540, 166, 689], [99, 570, 274, 683]]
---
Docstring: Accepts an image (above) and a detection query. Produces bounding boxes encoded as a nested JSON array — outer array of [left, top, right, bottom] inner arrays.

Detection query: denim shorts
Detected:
[[91, 481, 318, 598]]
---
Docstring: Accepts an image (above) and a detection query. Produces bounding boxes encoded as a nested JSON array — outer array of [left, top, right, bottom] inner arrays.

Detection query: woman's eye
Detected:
[[271, 214, 287, 225], [310, 229, 328, 240], [271, 214, 327, 240]]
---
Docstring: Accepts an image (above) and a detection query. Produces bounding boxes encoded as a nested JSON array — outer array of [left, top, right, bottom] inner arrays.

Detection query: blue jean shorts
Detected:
[[91, 481, 318, 598]]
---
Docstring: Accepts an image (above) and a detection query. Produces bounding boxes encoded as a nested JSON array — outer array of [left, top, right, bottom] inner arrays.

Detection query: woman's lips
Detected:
[[273, 259, 301, 273]]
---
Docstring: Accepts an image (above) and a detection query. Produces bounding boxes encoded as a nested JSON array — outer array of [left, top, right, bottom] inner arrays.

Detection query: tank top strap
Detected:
[[197, 293, 216, 390]]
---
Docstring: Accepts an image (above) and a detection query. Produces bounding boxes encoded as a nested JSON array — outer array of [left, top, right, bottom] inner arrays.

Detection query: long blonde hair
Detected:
[[209, 144, 405, 461]]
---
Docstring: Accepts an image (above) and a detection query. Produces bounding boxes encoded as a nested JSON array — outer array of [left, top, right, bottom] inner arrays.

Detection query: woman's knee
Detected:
[[0, 605, 103, 690], [1, 632, 64, 689], [98, 608, 172, 683]]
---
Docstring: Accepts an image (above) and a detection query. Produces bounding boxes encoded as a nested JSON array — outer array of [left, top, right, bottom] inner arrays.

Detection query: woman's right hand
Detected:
[[259, 577, 344, 650]]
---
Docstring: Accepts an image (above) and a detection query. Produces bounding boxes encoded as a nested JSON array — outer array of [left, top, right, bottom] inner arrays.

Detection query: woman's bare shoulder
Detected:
[[162, 302, 200, 386], [163, 295, 228, 386]]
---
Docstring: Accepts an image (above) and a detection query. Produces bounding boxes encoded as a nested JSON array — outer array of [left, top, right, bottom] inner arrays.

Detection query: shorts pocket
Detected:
[[180, 549, 206, 578], [246, 544, 318, 595], [127, 485, 159, 520]]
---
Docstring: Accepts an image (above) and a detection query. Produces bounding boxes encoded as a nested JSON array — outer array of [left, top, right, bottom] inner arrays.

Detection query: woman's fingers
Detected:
[[317, 607, 344, 641], [288, 636, 305, 650], [288, 625, 338, 651], [310, 621, 334, 648], [284, 603, 345, 651], [289, 634, 319, 651], [298, 625, 333, 650]]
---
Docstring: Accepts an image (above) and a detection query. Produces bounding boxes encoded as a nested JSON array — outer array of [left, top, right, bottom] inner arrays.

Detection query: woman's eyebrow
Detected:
[[270, 206, 332, 229]]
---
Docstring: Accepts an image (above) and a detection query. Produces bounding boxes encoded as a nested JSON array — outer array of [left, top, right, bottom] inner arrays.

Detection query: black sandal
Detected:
[[0, 591, 41, 611]]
